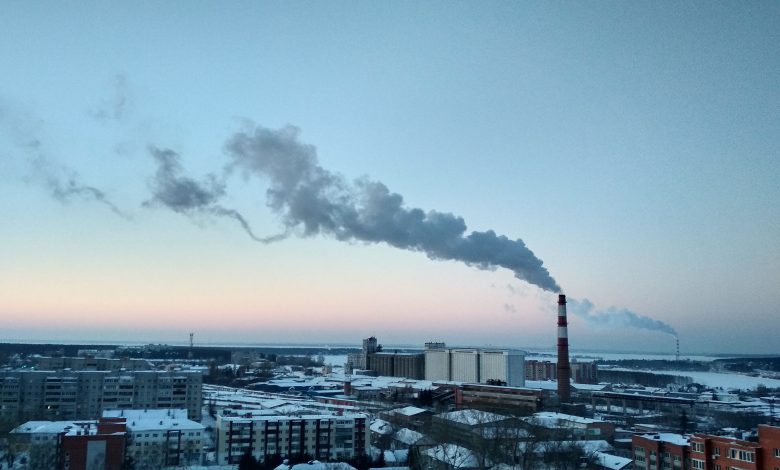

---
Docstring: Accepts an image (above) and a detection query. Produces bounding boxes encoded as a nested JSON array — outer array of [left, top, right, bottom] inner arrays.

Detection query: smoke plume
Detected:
[[567, 297, 677, 337], [223, 124, 560, 292], [0, 102, 129, 218], [144, 146, 279, 242]]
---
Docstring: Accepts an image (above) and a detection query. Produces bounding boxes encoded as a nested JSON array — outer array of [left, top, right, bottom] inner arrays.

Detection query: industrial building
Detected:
[[455, 383, 545, 412], [424, 344, 525, 387], [525, 359, 598, 384], [0, 370, 202, 421], [215, 409, 369, 465], [367, 352, 425, 379], [347, 337, 425, 379]]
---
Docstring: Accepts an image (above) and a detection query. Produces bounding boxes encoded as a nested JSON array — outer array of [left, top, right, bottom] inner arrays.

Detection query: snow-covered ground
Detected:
[[321, 354, 348, 366], [660, 370, 780, 390]]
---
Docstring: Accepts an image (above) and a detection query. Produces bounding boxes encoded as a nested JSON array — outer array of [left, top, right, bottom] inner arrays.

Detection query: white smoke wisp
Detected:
[[567, 297, 677, 337], [223, 124, 561, 292]]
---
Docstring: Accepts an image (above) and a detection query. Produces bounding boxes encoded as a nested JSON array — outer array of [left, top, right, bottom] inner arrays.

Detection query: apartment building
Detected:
[[634, 426, 780, 470], [216, 410, 369, 465], [0, 370, 202, 421], [10, 409, 204, 469], [11, 417, 127, 470], [633, 433, 689, 470], [104, 409, 205, 468], [35, 356, 153, 371]]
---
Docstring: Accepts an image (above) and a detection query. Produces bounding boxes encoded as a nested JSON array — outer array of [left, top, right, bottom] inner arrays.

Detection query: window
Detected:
[[728, 449, 755, 463], [691, 442, 705, 453], [714, 447, 720, 456], [775, 449, 780, 458], [691, 459, 705, 470]]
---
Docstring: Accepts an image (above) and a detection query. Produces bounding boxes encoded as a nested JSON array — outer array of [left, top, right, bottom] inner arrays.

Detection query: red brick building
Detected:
[[758, 425, 780, 470], [689, 433, 762, 470], [633, 425, 780, 470], [59, 418, 126, 470], [632, 433, 689, 470]]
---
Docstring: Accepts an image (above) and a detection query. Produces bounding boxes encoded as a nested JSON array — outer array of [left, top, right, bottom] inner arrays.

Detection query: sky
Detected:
[[0, 2, 778, 354]]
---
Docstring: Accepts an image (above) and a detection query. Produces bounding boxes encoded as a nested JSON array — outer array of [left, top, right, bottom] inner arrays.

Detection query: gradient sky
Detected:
[[0, 2, 778, 354]]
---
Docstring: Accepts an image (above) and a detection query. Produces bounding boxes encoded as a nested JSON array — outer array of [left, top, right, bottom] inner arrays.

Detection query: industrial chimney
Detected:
[[557, 294, 571, 403]]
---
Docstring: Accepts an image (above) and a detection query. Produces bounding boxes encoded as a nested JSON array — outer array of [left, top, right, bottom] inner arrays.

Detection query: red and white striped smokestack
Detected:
[[557, 294, 571, 403]]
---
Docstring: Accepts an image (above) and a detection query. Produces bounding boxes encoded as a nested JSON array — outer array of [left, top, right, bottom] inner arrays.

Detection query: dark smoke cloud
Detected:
[[568, 297, 677, 337], [223, 124, 560, 292], [144, 146, 280, 242]]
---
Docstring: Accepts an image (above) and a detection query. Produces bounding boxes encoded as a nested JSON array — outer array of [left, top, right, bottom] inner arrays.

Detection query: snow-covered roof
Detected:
[[638, 433, 689, 446], [394, 428, 424, 445], [392, 406, 428, 417], [383, 449, 409, 464], [578, 440, 613, 454], [275, 461, 357, 470], [593, 452, 632, 470], [126, 416, 204, 432], [12, 420, 95, 435], [424, 444, 482, 469], [532, 411, 602, 426], [370, 419, 393, 435], [437, 409, 508, 425]]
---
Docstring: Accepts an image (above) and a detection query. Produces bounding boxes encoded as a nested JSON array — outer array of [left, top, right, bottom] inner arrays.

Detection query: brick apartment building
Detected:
[[633, 433, 690, 470], [59, 418, 127, 470], [633, 425, 780, 470]]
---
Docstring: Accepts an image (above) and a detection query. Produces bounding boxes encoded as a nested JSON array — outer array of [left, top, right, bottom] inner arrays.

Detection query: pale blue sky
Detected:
[[0, 2, 778, 353]]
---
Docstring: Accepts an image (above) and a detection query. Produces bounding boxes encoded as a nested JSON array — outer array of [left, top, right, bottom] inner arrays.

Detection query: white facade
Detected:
[[451, 350, 480, 383], [105, 409, 204, 467], [216, 410, 369, 466], [424, 348, 525, 386], [479, 350, 524, 386], [424, 349, 450, 382]]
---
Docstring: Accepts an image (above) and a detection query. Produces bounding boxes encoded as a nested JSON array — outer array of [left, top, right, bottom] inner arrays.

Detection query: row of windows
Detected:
[[728, 449, 755, 462], [134, 440, 201, 446]]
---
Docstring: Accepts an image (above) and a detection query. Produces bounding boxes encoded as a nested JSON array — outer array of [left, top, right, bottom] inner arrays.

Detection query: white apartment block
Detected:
[[10, 409, 204, 469], [104, 409, 205, 467], [424, 347, 525, 386], [216, 410, 369, 466], [0, 370, 202, 421]]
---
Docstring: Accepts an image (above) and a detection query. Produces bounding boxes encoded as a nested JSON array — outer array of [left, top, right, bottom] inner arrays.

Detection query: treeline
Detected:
[[713, 356, 780, 373], [598, 369, 692, 387], [595, 359, 710, 371]]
